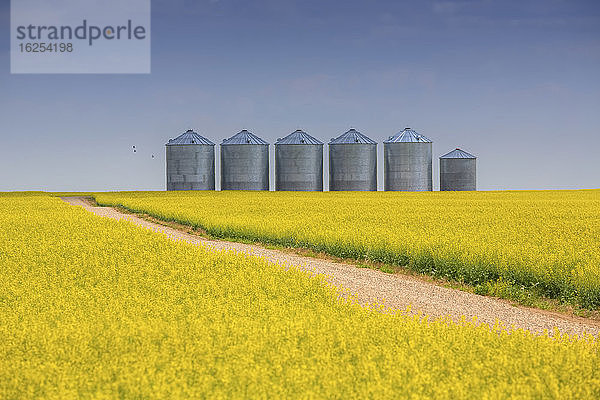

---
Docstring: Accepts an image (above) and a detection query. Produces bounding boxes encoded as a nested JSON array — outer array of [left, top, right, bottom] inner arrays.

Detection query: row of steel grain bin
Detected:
[[165, 128, 476, 191]]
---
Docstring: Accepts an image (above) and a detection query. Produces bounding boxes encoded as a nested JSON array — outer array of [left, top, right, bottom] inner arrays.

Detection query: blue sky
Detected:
[[1, 0, 599, 191]]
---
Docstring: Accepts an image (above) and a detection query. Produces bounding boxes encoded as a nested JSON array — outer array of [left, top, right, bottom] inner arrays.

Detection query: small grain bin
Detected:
[[165, 129, 215, 191], [439, 148, 476, 191], [383, 128, 432, 191], [220, 129, 269, 190], [329, 128, 377, 191], [275, 130, 323, 191]]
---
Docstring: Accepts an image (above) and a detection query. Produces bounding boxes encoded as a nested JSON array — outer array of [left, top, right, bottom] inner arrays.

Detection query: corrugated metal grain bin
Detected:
[[384, 128, 432, 191], [329, 129, 377, 191], [220, 129, 269, 190], [275, 129, 323, 191], [440, 148, 476, 191], [166, 129, 215, 191]]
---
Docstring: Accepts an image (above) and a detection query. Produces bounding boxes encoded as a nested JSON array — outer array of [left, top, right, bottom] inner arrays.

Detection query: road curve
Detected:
[[62, 196, 600, 337]]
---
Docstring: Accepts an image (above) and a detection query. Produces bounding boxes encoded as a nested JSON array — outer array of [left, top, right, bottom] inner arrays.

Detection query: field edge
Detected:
[[87, 195, 600, 319]]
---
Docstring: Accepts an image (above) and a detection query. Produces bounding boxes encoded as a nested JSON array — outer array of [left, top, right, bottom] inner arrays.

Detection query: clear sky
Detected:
[[1, 0, 599, 191]]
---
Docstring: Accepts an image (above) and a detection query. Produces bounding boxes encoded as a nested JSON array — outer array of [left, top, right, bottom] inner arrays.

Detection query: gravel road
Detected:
[[62, 196, 600, 337]]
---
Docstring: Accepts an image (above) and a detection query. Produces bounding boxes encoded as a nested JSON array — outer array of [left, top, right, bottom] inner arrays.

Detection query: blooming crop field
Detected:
[[1, 194, 599, 398], [94, 190, 600, 309]]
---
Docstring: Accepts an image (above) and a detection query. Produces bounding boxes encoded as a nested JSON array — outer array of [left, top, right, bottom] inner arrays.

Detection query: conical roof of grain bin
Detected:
[[330, 128, 377, 144], [440, 148, 476, 159], [276, 129, 323, 145], [383, 127, 432, 143], [221, 129, 269, 145], [166, 129, 214, 146]]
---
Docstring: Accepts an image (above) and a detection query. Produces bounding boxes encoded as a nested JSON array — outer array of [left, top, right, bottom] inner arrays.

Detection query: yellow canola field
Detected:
[[94, 190, 600, 309], [1, 194, 599, 398]]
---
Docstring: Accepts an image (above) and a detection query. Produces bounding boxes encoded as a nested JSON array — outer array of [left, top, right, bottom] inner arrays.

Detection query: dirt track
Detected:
[[62, 196, 600, 337]]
